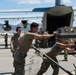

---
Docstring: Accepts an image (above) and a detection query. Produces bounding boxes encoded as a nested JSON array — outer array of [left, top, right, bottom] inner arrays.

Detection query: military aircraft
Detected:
[[0, 0, 75, 32]]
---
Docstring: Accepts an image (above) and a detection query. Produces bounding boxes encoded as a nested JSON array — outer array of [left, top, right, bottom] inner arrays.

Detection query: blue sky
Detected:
[[0, 0, 76, 26]]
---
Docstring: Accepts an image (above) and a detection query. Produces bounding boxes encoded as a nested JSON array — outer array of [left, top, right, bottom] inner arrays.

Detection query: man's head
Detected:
[[59, 38, 67, 44], [16, 26, 22, 34], [55, 36, 67, 44], [30, 22, 39, 33]]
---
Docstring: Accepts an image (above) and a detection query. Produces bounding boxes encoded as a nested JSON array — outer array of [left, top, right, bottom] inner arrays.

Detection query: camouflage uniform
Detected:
[[42, 32, 49, 48], [11, 33, 21, 75], [13, 32, 35, 75], [36, 42, 65, 75], [64, 38, 73, 61], [43, 38, 48, 48]]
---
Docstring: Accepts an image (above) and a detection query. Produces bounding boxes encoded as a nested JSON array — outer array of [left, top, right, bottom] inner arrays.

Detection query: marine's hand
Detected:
[[34, 51, 40, 55], [66, 48, 75, 53], [53, 31, 57, 35], [34, 51, 44, 58], [11, 48, 15, 53]]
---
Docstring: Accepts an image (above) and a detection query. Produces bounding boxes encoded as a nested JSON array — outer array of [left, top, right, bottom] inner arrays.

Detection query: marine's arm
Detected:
[[34, 31, 56, 39], [70, 38, 74, 44], [65, 47, 75, 52], [59, 42, 76, 48], [18, 36, 24, 43], [34, 34, 53, 39]]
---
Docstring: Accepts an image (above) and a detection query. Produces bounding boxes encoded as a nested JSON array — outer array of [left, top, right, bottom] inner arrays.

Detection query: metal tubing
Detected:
[[32, 45, 73, 75]]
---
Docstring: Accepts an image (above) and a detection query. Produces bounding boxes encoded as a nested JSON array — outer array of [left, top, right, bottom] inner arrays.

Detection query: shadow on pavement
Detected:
[[0, 44, 10, 46], [0, 47, 10, 49], [0, 72, 13, 75]]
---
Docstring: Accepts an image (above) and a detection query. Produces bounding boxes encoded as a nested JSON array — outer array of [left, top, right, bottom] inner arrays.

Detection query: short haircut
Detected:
[[30, 22, 39, 29], [16, 26, 21, 32], [56, 37, 67, 42]]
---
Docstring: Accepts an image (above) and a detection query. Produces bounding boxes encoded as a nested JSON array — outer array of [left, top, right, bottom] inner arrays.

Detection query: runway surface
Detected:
[[0, 37, 76, 75]]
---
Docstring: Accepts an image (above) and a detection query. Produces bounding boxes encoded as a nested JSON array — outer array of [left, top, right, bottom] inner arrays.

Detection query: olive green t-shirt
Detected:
[[46, 42, 63, 57], [19, 32, 35, 53], [11, 33, 20, 49]]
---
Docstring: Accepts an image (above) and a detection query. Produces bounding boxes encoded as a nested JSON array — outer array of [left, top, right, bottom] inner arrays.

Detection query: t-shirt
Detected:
[[11, 33, 20, 49], [46, 42, 63, 57], [19, 32, 36, 53]]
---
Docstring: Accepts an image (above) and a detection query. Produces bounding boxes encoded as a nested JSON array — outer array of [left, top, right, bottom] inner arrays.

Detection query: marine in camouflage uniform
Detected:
[[12, 22, 56, 75], [10, 26, 22, 75], [63, 27, 74, 61], [4, 33, 8, 48], [36, 38, 75, 75], [64, 38, 74, 61], [13, 32, 36, 75], [42, 31, 49, 48]]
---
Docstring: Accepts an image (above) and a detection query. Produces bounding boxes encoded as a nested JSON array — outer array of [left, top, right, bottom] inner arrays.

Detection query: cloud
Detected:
[[43, 0, 54, 3], [9, 0, 41, 4], [63, 0, 73, 4], [73, 6, 76, 9], [18, 0, 41, 4], [9, 0, 55, 4], [74, 2, 76, 5], [8, 0, 74, 6]]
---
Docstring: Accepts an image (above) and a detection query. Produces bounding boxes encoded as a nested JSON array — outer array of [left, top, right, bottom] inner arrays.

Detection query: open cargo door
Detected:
[[43, 5, 74, 33]]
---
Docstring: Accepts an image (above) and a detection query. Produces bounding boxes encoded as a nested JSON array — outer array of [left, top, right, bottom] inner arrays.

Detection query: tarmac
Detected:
[[0, 37, 76, 75]]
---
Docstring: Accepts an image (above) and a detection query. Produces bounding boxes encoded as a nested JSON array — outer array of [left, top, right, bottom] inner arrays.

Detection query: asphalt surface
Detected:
[[0, 37, 76, 75]]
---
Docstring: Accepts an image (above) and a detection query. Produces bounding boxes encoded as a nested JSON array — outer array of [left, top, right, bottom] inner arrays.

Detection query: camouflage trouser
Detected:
[[13, 50, 27, 75], [36, 57, 59, 75], [11, 47, 17, 57], [43, 40, 48, 48], [64, 50, 68, 61]]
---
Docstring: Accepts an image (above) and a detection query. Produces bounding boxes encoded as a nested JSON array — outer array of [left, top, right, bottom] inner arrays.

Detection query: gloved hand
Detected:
[[34, 51, 46, 59], [11, 48, 15, 53]]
